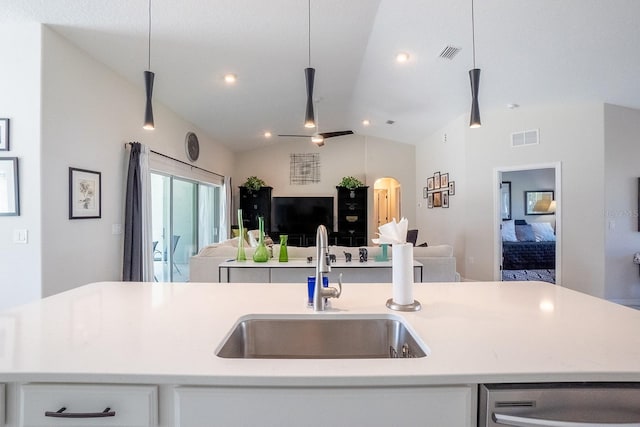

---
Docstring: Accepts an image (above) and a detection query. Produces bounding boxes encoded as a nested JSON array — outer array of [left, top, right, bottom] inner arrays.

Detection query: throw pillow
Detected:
[[501, 220, 518, 242], [531, 222, 556, 241], [515, 224, 536, 242]]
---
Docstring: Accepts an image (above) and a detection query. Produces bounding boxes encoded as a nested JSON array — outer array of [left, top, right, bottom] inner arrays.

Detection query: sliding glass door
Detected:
[[151, 172, 221, 282]]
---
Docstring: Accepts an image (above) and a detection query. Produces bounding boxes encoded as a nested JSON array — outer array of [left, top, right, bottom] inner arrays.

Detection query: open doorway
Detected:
[[494, 163, 562, 285], [373, 177, 401, 230]]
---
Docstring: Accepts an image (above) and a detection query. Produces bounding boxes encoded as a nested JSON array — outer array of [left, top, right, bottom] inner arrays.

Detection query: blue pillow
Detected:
[[515, 224, 536, 242]]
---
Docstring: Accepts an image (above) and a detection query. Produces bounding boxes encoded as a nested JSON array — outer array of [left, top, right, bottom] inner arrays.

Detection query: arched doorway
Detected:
[[373, 177, 401, 230]]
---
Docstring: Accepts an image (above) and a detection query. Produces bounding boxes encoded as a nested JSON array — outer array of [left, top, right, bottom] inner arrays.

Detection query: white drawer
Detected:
[[19, 384, 157, 427]]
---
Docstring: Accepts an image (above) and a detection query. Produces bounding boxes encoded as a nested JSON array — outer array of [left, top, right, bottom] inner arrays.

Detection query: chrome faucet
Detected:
[[313, 225, 342, 311]]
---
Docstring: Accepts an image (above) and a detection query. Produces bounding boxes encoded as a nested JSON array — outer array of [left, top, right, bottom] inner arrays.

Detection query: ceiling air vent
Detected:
[[511, 129, 539, 148], [438, 45, 461, 60]]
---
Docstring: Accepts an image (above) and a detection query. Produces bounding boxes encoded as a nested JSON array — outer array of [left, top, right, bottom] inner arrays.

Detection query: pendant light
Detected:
[[143, 0, 155, 130], [304, 0, 316, 129], [469, 0, 481, 128]]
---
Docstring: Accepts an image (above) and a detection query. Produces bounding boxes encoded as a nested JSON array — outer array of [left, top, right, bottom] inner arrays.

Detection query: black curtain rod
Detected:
[[125, 142, 224, 179]]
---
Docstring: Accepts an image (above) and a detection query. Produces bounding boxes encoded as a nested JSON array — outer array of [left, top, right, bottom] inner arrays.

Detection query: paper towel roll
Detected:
[[392, 243, 414, 305]]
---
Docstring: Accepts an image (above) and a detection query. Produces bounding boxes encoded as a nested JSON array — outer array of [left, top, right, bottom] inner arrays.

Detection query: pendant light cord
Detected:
[[307, 0, 311, 67], [471, 0, 476, 68], [147, 0, 152, 70]]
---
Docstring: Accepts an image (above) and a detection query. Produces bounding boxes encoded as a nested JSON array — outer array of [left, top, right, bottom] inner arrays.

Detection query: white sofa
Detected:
[[189, 238, 459, 283]]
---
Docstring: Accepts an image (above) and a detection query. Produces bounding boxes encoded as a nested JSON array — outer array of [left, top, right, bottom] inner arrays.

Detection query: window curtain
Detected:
[[198, 186, 213, 249], [220, 176, 232, 241], [123, 142, 153, 281]]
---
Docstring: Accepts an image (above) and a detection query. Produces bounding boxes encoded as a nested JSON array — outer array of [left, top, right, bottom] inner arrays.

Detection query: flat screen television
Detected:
[[271, 197, 334, 234]]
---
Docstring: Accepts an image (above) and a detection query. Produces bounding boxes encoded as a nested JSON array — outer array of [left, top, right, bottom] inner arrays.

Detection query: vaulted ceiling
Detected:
[[4, 0, 640, 151]]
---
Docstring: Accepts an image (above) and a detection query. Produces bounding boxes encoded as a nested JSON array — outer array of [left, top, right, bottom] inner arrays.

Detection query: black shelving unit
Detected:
[[239, 186, 272, 234], [336, 186, 368, 247]]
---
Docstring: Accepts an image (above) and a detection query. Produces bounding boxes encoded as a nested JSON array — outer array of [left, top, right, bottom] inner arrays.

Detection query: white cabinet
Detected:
[[174, 385, 476, 427], [19, 384, 157, 427], [1, 384, 5, 427]]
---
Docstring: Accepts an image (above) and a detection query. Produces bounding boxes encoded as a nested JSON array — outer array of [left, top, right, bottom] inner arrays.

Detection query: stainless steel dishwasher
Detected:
[[479, 383, 640, 426]]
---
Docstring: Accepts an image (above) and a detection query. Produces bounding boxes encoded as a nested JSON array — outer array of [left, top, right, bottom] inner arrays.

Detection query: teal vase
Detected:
[[279, 234, 289, 262], [253, 217, 269, 263], [236, 209, 246, 261]]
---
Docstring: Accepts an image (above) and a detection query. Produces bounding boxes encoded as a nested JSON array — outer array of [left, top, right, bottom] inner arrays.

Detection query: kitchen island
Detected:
[[1, 281, 639, 426]]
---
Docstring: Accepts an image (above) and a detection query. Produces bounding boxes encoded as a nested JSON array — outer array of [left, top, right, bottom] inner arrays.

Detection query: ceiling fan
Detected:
[[277, 130, 354, 147]]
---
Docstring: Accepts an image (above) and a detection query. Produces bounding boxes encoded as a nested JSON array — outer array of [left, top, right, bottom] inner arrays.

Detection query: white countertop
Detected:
[[1, 281, 639, 386]]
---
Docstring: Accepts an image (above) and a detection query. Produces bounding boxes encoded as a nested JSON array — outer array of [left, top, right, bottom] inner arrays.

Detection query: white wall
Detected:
[[0, 24, 43, 310], [417, 104, 606, 297], [233, 134, 416, 240], [415, 115, 467, 277], [38, 27, 235, 298], [604, 104, 640, 304]]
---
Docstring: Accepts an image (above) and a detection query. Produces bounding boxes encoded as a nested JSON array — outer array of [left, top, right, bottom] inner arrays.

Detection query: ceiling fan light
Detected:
[[311, 135, 325, 147], [143, 70, 155, 130]]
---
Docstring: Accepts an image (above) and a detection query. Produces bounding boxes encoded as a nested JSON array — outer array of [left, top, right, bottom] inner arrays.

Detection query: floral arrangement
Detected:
[[242, 176, 266, 191], [338, 176, 364, 189]]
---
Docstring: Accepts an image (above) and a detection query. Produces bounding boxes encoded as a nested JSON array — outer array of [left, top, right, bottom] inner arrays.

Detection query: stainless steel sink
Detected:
[[216, 314, 429, 359]]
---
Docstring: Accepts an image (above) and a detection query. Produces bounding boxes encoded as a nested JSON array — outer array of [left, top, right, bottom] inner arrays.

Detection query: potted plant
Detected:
[[242, 176, 266, 191], [338, 176, 364, 189]]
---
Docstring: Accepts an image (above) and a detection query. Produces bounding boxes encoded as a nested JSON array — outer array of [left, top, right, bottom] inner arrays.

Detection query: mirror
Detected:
[[501, 181, 511, 220]]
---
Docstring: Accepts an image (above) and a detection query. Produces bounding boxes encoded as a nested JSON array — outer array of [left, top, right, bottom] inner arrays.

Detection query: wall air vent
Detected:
[[511, 129, 539, 148], [438, 45, 461, 60]]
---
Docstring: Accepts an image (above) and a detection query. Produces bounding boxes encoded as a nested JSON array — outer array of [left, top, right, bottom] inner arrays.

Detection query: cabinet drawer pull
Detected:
[[45, 407, 116, 418]]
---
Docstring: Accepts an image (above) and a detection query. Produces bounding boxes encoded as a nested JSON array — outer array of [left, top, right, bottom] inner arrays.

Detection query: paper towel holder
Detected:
[[386, 298, 421, 312]]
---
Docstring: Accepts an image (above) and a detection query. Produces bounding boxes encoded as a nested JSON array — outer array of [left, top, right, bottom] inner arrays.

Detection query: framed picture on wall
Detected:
[[449, 181, 455, 195], [423, 187, 428, 199], [433, 172, 441, 189], [433, 191, 442, 207], [0, 119, 9, 151], [427, 177, 434, 191], [525, 190, 554, 215], [427, 193, 433, 208], [442, 190, 449, 208], [440, 173, 449, 188], [69, 167, 101, 219], [0, 157, 19, 216]]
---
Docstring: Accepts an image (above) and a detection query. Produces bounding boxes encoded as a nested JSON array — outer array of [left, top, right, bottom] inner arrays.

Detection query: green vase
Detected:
[[278, 234, 289, 262], [253, 217, 269, 263], [236, 209, 246, 261]]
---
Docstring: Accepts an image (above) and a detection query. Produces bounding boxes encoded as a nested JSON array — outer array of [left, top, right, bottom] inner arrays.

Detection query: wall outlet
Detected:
[[13, 229, 28, 244]]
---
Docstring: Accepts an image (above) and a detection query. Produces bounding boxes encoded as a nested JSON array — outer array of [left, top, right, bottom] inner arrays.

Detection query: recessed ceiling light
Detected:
[[263, 131, 272, 138], [224, 73, 237, 84], [395, 52, 410, 63], [362, 119, 370, 126]]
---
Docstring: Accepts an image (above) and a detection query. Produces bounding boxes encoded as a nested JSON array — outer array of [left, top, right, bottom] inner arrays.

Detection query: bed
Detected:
[[502, 220, 556, 270]]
